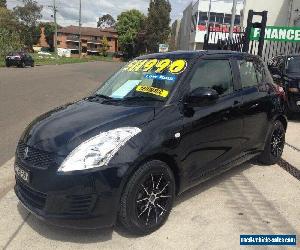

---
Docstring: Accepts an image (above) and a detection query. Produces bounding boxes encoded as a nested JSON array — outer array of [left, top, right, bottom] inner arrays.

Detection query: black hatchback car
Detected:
[[5, 52, 34, 68], [268, 54, 300, 117], [15, 51, 287, 235]]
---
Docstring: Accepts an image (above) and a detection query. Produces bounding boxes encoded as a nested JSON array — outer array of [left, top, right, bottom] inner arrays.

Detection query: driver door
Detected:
[[179, 57, 244, 187]]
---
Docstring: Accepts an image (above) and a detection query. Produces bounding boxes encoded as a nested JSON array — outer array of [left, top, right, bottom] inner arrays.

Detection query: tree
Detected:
[[41, 22, 59, 49], [97, 14, 116, 29], [116, 9, 146, 59], [13, 0, 43, 48], [0, 7, 21, 32], [100, 36, 110, 56], [145, 0, 171, 53], [0, 0, 7, 8], [0, 28, 22, 58], [0, 7, 23, 57]]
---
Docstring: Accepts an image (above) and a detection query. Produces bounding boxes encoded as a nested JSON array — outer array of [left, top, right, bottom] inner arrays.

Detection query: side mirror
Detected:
[[185, 87, 219, 107]]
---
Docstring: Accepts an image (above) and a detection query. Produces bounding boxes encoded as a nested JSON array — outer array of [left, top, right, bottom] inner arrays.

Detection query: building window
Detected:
[[198, 12, 208, 24]]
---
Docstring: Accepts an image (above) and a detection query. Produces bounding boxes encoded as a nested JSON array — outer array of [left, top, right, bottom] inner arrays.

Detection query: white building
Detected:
[[177, 0, 244, 50], [242, 0, 300, 27]]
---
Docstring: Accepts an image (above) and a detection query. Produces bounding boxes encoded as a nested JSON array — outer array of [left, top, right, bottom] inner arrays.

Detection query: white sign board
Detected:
[[159, 44, 169, 53], [57, 48, 71, 58]]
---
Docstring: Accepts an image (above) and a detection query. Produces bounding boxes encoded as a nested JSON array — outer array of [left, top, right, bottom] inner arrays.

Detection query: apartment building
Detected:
[[57, 26, 118, 55]]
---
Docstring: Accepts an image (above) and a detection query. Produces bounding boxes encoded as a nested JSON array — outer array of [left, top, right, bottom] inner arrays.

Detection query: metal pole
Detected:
[[206, 0, 212, 36], [79, 0, 82, 58], [53, 0, 58, 59], [229, 0, 238, 39]]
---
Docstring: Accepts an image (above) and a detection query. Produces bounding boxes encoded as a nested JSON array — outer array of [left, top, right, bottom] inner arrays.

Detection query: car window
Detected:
[[189, 60, 233, 96], [238, 60, 259, 88]]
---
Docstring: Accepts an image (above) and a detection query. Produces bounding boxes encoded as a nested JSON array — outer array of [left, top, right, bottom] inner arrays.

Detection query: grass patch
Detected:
[[0, 58, 5, 67], [31, 53, 114, 66], [0, 53, 115, 67]]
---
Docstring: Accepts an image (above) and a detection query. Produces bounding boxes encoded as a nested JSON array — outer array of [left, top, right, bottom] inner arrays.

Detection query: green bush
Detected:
[[0, 27, 23, 58]]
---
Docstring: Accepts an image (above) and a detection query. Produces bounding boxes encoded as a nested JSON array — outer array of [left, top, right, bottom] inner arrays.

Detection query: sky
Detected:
[[7, 0, 241, 28]]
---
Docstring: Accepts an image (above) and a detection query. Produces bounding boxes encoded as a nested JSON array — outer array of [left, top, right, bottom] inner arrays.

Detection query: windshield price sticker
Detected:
[[124, 59, 187, 75], [136, 85, 169, 97], [144, 74, 176, 82]]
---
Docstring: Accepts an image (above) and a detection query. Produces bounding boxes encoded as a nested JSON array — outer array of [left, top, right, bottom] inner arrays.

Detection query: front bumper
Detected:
[[287, 93, 300, 113], [14, 156, 129, 229], [6, 59, 22, 66]]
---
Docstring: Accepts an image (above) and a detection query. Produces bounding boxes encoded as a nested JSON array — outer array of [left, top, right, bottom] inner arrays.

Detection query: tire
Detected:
[[21, 61, 25, 68], [258, 120, 285, 165], [118, 160, 175, 235], [31, 62, 34, 67], [6, 63, 10, 67]]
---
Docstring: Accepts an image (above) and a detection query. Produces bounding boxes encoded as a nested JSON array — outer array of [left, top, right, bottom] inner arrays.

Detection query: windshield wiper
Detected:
[[87, 94, 115, 100], [122, 96, 164, 102]]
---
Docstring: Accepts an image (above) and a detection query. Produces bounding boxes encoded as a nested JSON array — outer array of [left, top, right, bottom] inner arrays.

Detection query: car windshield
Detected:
[[286, 56, 300, 73], [94, 57, 189, 103]]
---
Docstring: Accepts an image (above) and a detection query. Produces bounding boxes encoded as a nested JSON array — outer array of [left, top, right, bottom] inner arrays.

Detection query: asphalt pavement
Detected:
[[0, 61, 123, 166], [0, 62, 299, 249]]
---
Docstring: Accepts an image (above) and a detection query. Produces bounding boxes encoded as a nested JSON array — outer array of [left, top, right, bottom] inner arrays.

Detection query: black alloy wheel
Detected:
[[258, 120, 285, 165], [118, 160, 175, 235], [270, 126, 285, 158]]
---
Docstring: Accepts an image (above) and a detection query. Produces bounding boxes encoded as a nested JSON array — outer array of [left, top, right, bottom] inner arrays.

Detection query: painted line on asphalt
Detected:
[[278, 158, 300, 181], [0, 157, 15, 200], [2, 213, 30, 250], [285, 142, 300, 153]]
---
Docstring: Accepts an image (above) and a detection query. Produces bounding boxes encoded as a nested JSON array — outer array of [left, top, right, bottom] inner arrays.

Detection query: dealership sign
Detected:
[[251, 26, 300, 42]]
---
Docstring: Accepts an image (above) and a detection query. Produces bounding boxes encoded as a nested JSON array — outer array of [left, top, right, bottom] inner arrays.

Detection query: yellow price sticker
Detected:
[[123, 59, 188, 75], [169, 59, 187, 74], [136, 85, 169, 98]]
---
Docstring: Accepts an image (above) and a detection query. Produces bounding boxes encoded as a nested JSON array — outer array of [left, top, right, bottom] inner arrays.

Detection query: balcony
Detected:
[[66, 45, 79, 50], [87, 40, 102, 45], [66, 36, 80, 42]]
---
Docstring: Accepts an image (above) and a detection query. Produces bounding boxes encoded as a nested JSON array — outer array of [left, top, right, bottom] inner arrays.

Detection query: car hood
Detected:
[[21, 99, 155, 155]]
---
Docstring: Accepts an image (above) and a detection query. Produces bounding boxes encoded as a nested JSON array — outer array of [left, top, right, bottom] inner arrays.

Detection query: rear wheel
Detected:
[[21, 61, 25, 68], [118, 160, 175, 235], [6, 62, 10, 67], [258, 121, 285, 165]]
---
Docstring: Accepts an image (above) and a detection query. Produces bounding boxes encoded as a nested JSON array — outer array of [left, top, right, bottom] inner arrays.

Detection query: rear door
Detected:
[[237, 56, 271, 153], [179, 56, 244, 186]]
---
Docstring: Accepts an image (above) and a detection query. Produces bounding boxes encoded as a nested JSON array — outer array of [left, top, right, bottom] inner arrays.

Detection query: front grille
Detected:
[[64, 194, 97, 215], [16, 179, 47, 210], [17, 141, 57, 169]]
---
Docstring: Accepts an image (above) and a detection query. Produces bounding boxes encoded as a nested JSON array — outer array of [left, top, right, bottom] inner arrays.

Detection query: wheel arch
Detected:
[[274, 114, 288, 131], [123, 153, 182, 196]]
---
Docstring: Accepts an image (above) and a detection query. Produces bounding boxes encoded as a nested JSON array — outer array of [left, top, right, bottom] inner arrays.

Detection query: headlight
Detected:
[[58, 127, 141, 173]]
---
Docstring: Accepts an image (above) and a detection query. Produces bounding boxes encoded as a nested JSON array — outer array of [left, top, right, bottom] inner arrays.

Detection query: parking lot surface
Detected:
[[0, 63, 299, 249]]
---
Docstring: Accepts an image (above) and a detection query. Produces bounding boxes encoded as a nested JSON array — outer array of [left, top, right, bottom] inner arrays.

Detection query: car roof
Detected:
[[137, 50, 256, 60]]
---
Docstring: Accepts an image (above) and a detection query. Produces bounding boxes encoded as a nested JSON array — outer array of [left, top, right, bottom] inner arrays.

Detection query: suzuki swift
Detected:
[[15, 51, 287, 235]]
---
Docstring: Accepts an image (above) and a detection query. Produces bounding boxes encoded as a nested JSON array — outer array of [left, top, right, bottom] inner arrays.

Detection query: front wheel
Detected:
[[118, 160, 175, 235], [258, 120, 285, 165]]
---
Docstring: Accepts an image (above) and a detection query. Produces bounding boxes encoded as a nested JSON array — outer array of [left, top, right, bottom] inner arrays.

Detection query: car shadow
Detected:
[[18, 160, 299, 242], [17, 204, 114, 243], [289, 113, 300, 122]]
